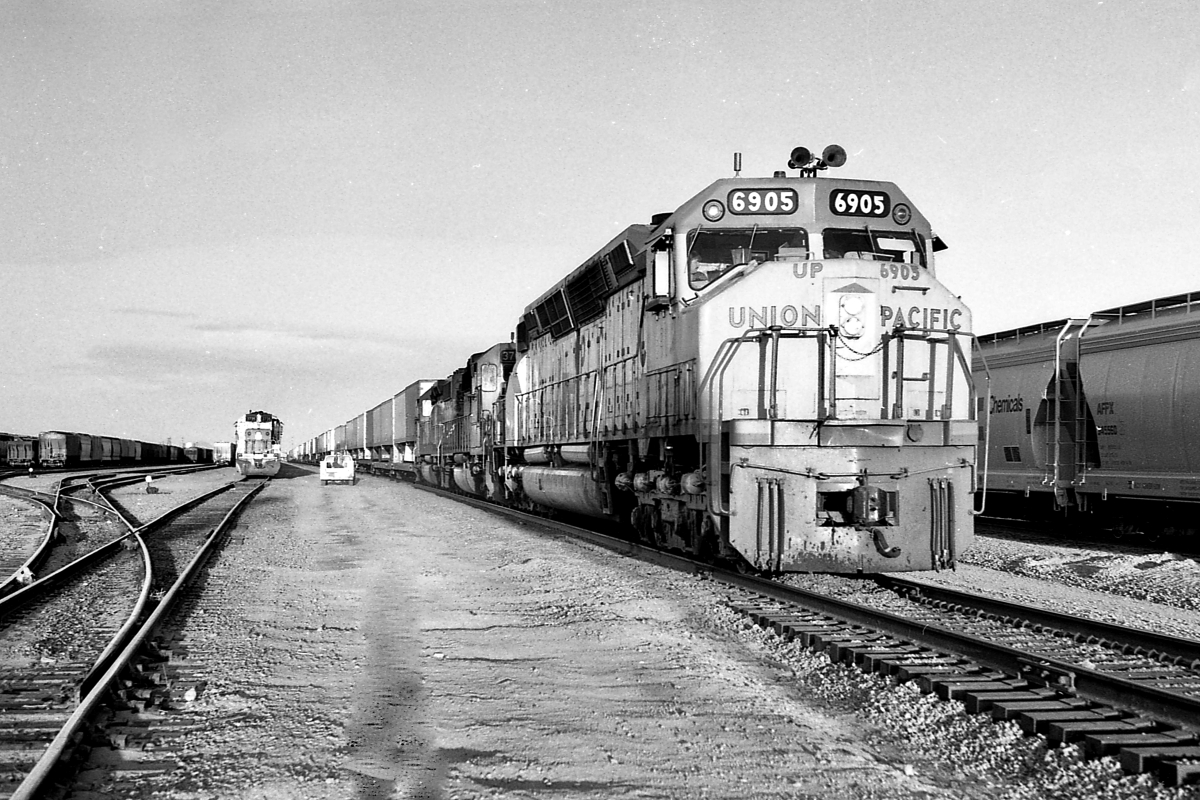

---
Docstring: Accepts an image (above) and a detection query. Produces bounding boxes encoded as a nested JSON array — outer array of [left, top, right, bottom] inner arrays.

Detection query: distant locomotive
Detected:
[[304, 148, 978, 573], [975, 291, 1200, 539], [235, 411, 282, 477]]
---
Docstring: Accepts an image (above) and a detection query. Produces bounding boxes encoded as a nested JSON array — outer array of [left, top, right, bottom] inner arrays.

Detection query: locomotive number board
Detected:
[[829, 189, 890, 218], [727, 188, 798, 215]]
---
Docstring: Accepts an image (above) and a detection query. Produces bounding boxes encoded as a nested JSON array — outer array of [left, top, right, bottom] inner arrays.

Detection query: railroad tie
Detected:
[[1045, 717, 1159, 746], [987, 696, 1090, 719], [1083, 729, 1196, 758], [1119, 745, 1200, 786]]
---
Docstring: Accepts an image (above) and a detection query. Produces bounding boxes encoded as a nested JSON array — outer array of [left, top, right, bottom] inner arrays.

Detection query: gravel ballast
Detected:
[[63, 469, 1200, 798]]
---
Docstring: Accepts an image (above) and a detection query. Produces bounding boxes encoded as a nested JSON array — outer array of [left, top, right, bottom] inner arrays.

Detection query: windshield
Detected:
[[688, 227, 808, 289], [823, 228, 923, 266]]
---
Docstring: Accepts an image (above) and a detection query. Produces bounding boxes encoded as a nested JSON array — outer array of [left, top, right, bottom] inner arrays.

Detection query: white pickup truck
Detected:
[[319, 453, 356, 486]]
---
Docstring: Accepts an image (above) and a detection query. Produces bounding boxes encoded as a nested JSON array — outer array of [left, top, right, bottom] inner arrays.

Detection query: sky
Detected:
[[3, 0, 1199, 449]]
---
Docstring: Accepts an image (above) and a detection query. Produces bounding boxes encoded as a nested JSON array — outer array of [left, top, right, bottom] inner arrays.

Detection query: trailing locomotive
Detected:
[[975, 291, 1200, 539], [306, 147, 978, 573], [235, 410, 283, 477]]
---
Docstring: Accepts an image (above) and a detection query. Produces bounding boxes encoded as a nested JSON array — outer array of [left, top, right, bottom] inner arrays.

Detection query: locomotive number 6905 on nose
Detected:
[[830, 188, 890, 217], [727, 188, 798, 215]]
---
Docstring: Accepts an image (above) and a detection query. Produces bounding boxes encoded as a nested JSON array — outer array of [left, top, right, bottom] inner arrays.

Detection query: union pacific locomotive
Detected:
[[302, 148, 978, 572], [235, 411, 282, 477]]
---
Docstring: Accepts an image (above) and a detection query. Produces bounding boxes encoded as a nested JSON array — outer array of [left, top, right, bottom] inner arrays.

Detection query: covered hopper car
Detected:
[[976, 290, 1200, 539]]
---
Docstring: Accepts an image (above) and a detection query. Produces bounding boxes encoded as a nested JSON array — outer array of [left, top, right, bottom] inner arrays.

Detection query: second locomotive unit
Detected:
[[306, 147, 978, 573]]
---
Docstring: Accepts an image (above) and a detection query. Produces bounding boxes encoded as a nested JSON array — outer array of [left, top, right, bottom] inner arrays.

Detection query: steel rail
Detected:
[[0, 485, 61, 596], [718, 571, 1200, 733], [0, 466, 220, 586], [9, 478, 268, 800], [1, 483, 116, 516], [875, 574, 1200, 665], [0, 481, 239, 620]]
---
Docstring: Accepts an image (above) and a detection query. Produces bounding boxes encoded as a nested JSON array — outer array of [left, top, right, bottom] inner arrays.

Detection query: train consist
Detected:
[[299, 147, 979, 572], [234, 411, 283, 477], [976, 291, 1200, 538], [0, 431, 209, 469]]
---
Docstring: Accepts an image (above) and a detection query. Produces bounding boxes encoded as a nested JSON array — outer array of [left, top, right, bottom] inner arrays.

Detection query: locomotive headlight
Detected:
[[839, 294, 865, 338], [702, 199, 725, 222]]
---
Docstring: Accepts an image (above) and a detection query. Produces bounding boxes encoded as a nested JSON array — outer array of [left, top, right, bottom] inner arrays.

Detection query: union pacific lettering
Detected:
[[729, 305, 821, 329], [880, 305, 963, 331]]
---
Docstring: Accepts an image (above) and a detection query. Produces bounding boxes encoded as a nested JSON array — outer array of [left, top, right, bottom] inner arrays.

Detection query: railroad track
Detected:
[[405, 477, 1200, 787], [0, 466, 222, 595], [730, 573, 1200, 786], [0, 477, 265, 798]]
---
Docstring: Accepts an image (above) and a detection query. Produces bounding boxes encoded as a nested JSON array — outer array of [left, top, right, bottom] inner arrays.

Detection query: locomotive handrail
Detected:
[[697, 325, 829, 517], [701, 324, 980, 521], [883, 329, 969, 422]]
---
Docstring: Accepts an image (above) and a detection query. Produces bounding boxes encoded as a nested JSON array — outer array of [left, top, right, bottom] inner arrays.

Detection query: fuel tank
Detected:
[[419, 464, 438, 486], [453, 465, 483, 496], [517, 465, 608, 517]]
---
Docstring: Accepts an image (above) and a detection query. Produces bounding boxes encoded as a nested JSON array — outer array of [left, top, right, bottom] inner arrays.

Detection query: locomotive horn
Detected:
[[788, 146, 812, 169], [822, 144, 847, 168]]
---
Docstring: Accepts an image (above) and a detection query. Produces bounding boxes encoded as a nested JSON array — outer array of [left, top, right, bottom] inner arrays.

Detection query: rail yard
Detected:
[[6, 146, 1200, 798], [1, 463, 1199, 798], [9, 0, 1198, 796], [6, 148, 1200, 798]]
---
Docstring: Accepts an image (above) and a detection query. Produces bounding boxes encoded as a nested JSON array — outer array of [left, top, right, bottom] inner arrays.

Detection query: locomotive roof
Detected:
[[523, 173, 934, 319], [524, 223, 653, 314], [646, 175, 932, 241]]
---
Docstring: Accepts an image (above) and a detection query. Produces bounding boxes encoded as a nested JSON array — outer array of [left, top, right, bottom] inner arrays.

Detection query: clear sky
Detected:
[[4, 0, 1199, 449]]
